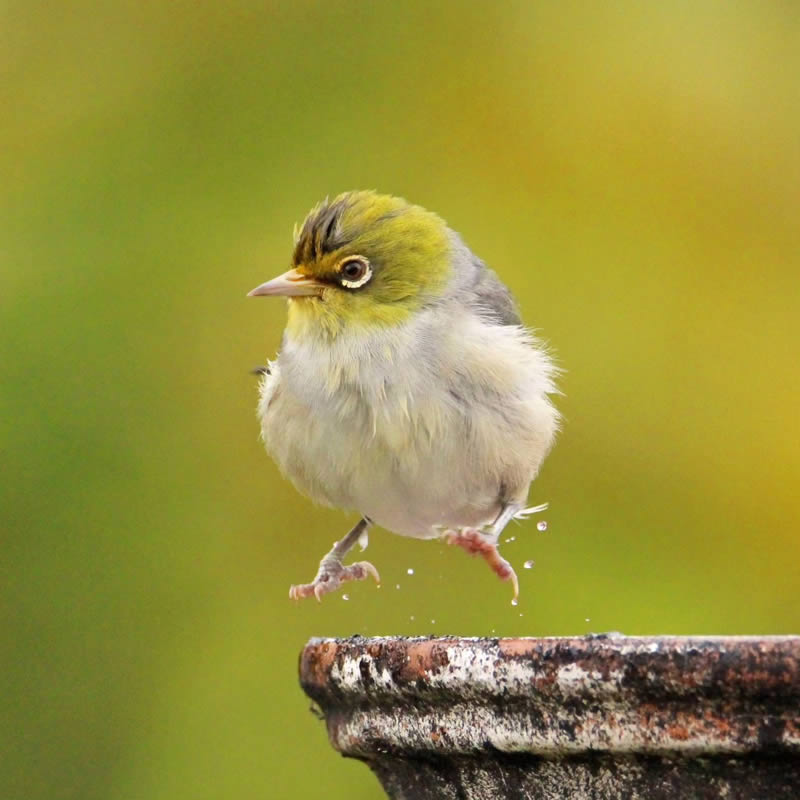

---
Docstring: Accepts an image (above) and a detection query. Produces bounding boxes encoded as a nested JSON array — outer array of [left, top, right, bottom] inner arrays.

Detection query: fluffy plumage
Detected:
[[250, 191, 559, 600]]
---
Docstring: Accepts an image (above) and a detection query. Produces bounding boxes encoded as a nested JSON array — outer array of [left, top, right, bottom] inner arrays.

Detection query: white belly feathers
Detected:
[[258, 307, 558, 538]]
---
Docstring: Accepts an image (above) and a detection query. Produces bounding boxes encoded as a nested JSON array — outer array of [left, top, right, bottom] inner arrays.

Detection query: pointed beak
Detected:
[[247, 267, 325, 297]]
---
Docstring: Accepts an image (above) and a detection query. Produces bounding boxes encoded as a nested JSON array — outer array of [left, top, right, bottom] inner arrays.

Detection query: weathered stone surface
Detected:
[[300, 635, 800, 799]]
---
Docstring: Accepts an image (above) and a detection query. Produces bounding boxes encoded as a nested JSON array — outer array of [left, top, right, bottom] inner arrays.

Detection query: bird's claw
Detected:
[[444, 528, 520, 603], [289, 558, 380, 602]]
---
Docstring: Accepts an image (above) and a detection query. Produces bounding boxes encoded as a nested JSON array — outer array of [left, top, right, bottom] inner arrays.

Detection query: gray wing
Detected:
[[465, 254, 523, 326]]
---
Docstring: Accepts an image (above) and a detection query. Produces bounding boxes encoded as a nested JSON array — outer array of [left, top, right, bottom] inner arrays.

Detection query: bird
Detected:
[[248, 191, 559, 603]]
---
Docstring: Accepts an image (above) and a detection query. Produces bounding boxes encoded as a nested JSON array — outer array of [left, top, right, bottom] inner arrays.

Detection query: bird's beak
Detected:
[[247, 267, 325, 297]]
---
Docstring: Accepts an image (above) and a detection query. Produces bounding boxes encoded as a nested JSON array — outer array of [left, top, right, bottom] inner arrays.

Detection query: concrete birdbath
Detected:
[[300, 635, 800, 799]]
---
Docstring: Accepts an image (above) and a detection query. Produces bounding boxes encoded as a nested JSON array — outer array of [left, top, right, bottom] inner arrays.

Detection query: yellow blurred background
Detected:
[[3, 2, 799, 797]]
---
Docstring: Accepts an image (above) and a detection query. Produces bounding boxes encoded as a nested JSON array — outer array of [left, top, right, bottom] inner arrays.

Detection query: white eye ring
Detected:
[[338, 256, 372, 289]]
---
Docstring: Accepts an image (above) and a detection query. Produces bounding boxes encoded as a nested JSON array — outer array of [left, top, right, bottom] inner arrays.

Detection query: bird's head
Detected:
[[248, 191, 452, 337]]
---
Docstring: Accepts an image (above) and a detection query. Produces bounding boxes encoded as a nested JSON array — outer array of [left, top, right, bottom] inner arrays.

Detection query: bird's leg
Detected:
[[289, 517, 380, 602], [443, 503, 522, 602]]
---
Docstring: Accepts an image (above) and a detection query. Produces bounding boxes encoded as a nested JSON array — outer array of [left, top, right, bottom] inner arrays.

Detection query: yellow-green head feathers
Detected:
[[286, 191, 452, 337]]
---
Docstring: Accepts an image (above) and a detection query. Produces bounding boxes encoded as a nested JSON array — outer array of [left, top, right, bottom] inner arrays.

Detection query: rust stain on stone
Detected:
[[394, 639, 452, 681], [497, 638, 538, 658], [666, 724, 690, 741], [299, 638, 338, 689]]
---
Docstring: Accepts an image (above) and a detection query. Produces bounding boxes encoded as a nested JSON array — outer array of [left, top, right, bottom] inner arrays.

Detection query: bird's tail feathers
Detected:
[[513, 502, 549, 520]]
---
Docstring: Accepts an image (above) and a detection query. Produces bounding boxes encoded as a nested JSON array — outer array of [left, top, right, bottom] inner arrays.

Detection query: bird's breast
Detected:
[[259, 313, 558, 536]]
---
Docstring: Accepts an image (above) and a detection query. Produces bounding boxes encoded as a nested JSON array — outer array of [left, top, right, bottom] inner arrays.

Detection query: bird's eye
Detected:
[[338, 256, 372, 289]]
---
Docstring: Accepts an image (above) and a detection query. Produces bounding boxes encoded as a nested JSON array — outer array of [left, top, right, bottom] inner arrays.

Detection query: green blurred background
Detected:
[[3, 2, 799, 797]]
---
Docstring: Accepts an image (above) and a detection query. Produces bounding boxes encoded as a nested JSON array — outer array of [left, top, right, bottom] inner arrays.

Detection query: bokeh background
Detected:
[[3, 2, 799, 797]]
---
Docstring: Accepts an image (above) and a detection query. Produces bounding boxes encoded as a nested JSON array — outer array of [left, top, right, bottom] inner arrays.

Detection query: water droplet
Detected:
[[407, 568, 414, 575], [519, 613, 524, 617], [511, 598, 519, 606], [342, 594, 350, 601], [524, 560, 535, 569], [504, 536, 516, 543], [585, 617, 591, 623], [537, 520, 548, 532]]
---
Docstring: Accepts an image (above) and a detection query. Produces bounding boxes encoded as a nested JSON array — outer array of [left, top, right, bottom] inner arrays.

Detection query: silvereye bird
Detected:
[[249, 191, 559, 602]]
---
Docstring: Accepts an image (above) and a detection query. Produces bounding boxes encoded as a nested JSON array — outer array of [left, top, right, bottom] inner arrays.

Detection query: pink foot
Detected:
[[289, 557, 381, 602], [444, 529, 519, 602]]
